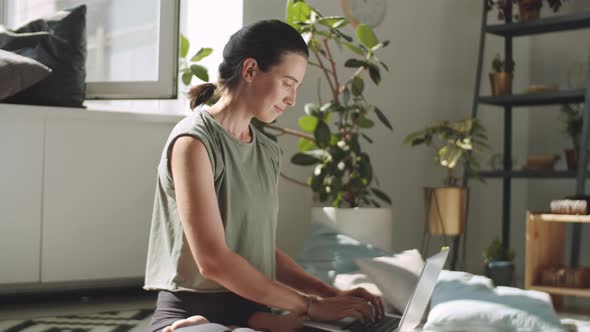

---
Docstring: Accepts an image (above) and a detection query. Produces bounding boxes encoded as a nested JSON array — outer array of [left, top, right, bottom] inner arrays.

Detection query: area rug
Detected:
[[0, 308, 153, 332]]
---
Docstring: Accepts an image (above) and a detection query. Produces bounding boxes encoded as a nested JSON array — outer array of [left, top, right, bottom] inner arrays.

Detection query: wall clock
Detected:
[[341, 0, 387, 28]]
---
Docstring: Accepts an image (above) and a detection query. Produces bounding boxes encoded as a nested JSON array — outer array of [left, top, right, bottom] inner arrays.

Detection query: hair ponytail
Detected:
[[188, 83, 217, 110]]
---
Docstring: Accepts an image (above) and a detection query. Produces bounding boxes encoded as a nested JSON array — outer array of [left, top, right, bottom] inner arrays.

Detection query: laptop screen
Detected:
[[398, 249, 449, 331]]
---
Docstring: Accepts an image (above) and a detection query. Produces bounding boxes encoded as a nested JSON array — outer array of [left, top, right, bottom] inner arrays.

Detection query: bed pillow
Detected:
[[354, 249, 425, 314], [0, 49, 51, 100], [425, 270, 567, 332], [297, 222, 394, 284], [0, 5, 86, 107]]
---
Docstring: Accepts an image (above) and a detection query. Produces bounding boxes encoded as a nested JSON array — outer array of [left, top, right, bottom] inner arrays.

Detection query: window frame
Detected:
[[0, 0, 181, 100]]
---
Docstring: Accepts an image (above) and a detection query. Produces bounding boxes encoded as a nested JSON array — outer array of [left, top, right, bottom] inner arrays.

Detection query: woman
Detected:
[[144, 19, 384, 332]]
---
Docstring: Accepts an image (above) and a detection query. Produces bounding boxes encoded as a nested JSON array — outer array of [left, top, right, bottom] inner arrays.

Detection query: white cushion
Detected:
[[355, 249, 425, 314], [425, 270, 567, 332]]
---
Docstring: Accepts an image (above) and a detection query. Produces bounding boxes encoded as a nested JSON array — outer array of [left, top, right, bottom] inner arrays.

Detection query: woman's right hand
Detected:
[[308, 295, 376, 324]]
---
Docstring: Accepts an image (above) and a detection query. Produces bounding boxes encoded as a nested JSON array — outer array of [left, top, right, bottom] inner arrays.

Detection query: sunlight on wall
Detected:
[[183, 0, 243, 85]]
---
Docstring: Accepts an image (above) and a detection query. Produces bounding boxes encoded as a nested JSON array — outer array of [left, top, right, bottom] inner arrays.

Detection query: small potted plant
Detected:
[[490, 54, 514, 96], [560, 103, 584, 170], [404, 118, 488, 238], [486, 0, 567, 22], [483, 237, 515, 286]]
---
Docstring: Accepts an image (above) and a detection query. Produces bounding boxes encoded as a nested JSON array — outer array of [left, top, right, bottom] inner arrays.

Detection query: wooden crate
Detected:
[[525, 211, 590, 310]]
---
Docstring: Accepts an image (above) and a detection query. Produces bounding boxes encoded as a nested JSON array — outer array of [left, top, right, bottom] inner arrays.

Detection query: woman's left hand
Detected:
[[335, 288, 384, 320]]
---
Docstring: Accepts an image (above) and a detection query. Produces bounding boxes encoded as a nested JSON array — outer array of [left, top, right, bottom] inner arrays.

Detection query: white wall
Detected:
[[243, 1, 532, 279]]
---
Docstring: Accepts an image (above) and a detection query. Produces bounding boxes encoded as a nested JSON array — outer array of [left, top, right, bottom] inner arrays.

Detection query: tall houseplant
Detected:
[[404, 118, 488, 246], [281, 0, 393, 209], [265, 0, 394, 250]]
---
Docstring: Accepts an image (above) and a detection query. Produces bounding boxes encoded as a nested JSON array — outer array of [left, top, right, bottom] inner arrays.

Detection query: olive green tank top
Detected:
[[144, 106, 281, 292]]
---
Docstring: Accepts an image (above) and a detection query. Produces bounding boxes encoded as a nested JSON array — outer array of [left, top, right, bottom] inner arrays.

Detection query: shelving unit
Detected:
[[525, 211, 590, 308], [454, 2, 590, 271]]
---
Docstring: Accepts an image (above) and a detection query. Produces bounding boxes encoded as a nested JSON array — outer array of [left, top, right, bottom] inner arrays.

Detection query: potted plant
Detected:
[[483, 237, 515, 286], [560, 103, 584, 170], [490, 54, 514, 96], [486, 0, 567, 22], [403, 118, 488, 238], [258, 0, 394, 250]]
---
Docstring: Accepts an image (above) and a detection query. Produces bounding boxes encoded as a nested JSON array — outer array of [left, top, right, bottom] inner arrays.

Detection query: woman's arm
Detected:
[[275, 248, 339, 298], [275, 249, 385, 319], [171, 136, 307, 315], [171, 136, 374, 323]]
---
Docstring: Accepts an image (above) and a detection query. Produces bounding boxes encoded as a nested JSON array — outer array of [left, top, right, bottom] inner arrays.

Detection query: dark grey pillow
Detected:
[[0, 49, 51, 100], [0, 5, 86, 107]]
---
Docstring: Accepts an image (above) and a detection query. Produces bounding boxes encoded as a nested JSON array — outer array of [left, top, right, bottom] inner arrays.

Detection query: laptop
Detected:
[[302, 248, 449, 332]]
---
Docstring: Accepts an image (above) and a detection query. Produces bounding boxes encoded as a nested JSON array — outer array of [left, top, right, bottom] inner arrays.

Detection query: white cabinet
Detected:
[[0, 112, 44, 284], [0, 104, 181, 288], [41, 117, 173, 282]]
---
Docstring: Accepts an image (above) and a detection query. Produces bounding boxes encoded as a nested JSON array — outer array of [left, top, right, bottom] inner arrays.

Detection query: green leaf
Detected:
[[351, 76, 364, 96], [359, 117, 374, 128], [190, 48, 213, 62], [371, 187, 392, 204], [180, 33, 189, 58], [368, 63, 381, 85], [371, 40, 390, 52], [341, 88, 351, 105], [358, 154, 373, 184], [374, 107, 393, 131], [305, 103, 321, 116], [298, 138, 317, 152], [320, 101, 335, 112], [378, 60, 390, 72], [291, 152, 320, 166], [298, 115, 318, 133], [335, 30, 353, 42], [342, 42, 365, 56], [356, 24, 379, 48], [344, 59, 366, 68], [310, 172, 324, 191], [293, 1, 312, 23], [286, 0, 297, 26], [314, 121, 331, 148], [370, 199, 381, 208], [361, 133, 373, 143], [318, 16, 348, 28], [181, 70, 192, 86], [333, 18, 349, 28], [190, 64, 209, 82]]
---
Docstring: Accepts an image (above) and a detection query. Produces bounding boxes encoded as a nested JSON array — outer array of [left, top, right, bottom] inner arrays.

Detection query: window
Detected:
[[0, 0, 243, 114], [0, 0, 180, 100]]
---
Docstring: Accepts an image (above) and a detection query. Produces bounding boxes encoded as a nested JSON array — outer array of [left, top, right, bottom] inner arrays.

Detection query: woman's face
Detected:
[[246, 52, 308, 123]]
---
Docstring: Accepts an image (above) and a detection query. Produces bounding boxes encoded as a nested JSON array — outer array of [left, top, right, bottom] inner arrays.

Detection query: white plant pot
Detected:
[[311, 207, 394, 251]]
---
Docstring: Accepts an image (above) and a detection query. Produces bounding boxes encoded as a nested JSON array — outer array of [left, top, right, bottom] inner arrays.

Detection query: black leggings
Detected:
[[150, 290, 271, 332]]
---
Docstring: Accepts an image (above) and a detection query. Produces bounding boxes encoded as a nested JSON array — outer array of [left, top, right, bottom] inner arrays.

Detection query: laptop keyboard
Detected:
[[343, 315, 401, 332]]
